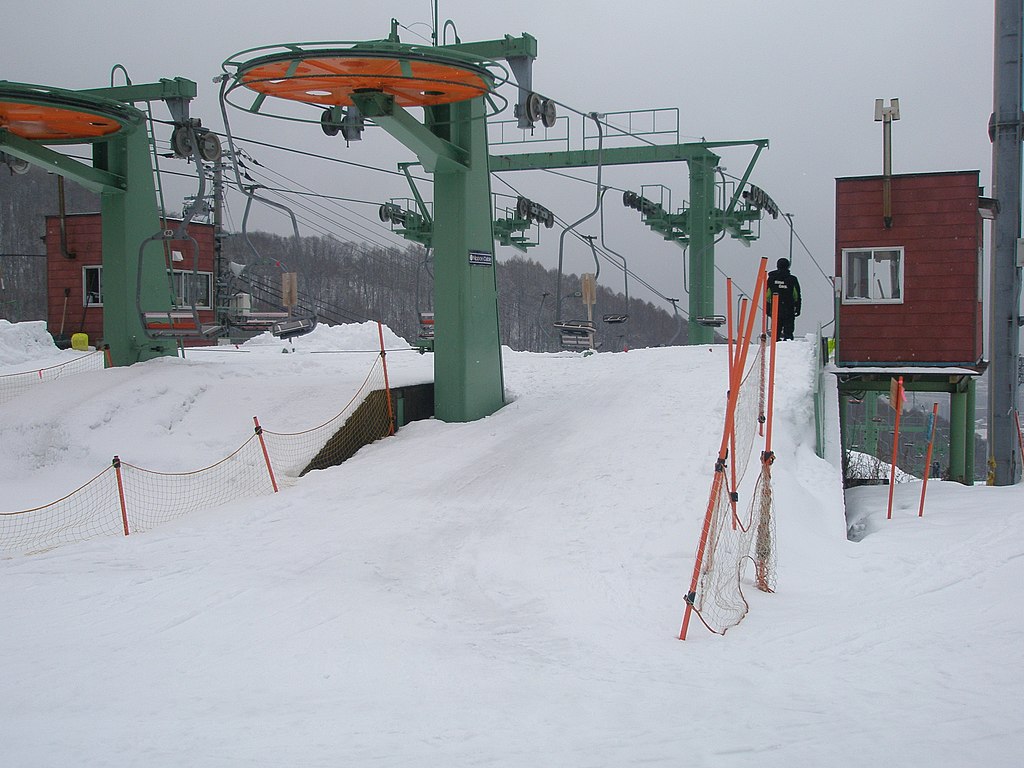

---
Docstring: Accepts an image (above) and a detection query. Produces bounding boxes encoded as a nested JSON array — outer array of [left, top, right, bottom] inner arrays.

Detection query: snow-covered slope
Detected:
[[0, 325, 1019, 767]]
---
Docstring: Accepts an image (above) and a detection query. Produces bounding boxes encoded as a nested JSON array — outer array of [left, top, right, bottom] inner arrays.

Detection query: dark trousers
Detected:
[[774, 309, 795, 341]]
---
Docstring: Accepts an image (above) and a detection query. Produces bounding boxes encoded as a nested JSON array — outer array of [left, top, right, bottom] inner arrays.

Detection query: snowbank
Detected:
[[0, 320, 1020, 768], [240, 320, 411, 352], [0, 319, 61, 366]]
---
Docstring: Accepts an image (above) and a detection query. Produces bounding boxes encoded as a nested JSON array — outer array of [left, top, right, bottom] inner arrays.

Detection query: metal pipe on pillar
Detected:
[[988, 0, 1024, 485]]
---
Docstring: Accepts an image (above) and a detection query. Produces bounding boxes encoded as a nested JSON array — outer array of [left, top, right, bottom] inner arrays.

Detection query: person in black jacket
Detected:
[[766, 258, 801, 341]]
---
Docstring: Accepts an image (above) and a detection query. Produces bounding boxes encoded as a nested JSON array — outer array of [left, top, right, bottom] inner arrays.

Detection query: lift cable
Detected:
[[718, 169, 833, 286], [150, 115, 427, 183], [239, 164, 411, 253], [156, 128, 443, 261], [155, 135, 421, 264], [492, 172, 686, 312], [154, 159, 424, 273], [251, 187, 425, 273], [153, 138, 411, 253]]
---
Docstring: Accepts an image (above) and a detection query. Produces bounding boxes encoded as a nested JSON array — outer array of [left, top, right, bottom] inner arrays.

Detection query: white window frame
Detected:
[[172, 270, 213, 310], [83, 265, 103, 307], [841, 246, 905, 304]]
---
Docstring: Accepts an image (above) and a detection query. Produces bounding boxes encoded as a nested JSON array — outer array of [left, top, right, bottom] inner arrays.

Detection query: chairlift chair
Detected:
[[554, 319, 595, 350], [137, 230, 225, 341], [141, 310, 224, 338], [272, 315, 317, 340], [414, 311, 435, 353], [418, 311, 435, 340], [695, 315, 727, 328]]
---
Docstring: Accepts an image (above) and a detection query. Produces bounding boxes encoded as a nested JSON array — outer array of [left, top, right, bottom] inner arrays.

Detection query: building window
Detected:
[[172, 270, 213, 309], [842, 247, 904, 304], [83, 265, 103, 307]]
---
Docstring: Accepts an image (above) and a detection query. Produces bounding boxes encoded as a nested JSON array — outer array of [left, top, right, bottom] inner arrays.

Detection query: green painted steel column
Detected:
[[94, 128, 176, 365], [353, 89, 505, 422], [427, 98, 505, 422], [687, 152, 719, 344], [838, 393, 850, 473], [949, 386, 967, 484], [964, 377, 977, 486]]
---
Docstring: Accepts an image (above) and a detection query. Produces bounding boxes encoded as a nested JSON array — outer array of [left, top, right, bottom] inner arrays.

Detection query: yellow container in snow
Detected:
[[71, 333, 89, 351]]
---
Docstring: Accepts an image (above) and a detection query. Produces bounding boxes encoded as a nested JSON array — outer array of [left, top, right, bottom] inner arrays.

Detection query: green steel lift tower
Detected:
[[0, 77, 209, 365], [222, 23, 774, 420], [223, 30, 543, 422]]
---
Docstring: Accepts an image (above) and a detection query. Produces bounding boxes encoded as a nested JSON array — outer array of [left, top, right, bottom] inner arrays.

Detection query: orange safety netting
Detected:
[[684, 344, 777, 636], [0, 351, 106, 406], [0, 354, 394, 555], [680, 261, 780, 640], [261, 356, 391, 477], [0, 467, 123, 554]]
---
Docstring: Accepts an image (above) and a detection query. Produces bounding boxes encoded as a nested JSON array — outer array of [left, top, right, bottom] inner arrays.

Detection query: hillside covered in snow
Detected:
[[1, 321, 1020, 767]]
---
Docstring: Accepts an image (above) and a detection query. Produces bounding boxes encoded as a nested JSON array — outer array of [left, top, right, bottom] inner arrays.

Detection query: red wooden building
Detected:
[[45, 213, 217, 346], [834, 170, 985, 367]]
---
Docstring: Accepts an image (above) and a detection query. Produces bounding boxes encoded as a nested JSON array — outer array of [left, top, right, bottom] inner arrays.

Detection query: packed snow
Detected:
[[0, 319, 72, 368], [0, 321, 1020, 767]]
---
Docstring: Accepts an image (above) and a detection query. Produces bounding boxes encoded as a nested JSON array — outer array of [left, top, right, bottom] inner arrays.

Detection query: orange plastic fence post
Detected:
[[679, 258, 768, 641], [918, 402, 939, 517], [726, 279, 735, 391], [886, 376, 905, 520], [758, 292, 768, 438], [253, 416, 279, 493], [103, 345, 113, 369], [764, 295, 780, 455], [680, 470, 727, 641], [112, 455, 129, 536], [725, 281, 737, 530], [377, 321, 396, 436], [728, 298, 750, 528]]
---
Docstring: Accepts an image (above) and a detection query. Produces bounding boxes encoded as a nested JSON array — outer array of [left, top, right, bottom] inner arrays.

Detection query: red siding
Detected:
[[45, 214, 217, 346], [835, 171, 983, 365], [46, 214, 104, 342]]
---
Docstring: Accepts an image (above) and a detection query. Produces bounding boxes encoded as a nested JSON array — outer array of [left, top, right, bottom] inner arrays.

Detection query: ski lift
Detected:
[[137, 229, 224, 340], [138, 121, 225, 341], [695, 315, 727, 328], [602, 313, 628, 324], [272, 316, 317, 340], [415, 311, 435, 353], [141, 310, 224, 338], [418, 311, 435, 339], [554, 320, 595, 350], [271, 271, 318, 340], [217, 79, 319, 338]]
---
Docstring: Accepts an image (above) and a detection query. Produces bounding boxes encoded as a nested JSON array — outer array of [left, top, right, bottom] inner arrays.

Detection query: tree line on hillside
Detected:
[[0, 167, 99, 321], [222, 232, 686, 352], [0, 165, 98, 254], [0, 166, 685, 349]]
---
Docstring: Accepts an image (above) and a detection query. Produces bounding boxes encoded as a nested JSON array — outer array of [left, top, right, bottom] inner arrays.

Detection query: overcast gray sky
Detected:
[[5, 0, 999, 337]]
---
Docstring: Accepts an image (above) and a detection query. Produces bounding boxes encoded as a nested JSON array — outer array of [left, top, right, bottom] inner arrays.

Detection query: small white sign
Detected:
[[468, 250, 493, 267]]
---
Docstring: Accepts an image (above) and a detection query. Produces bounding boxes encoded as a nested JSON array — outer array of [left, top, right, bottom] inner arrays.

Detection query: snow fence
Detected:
[[0, 353, 394, 555], [0, 349, 107, 406]]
